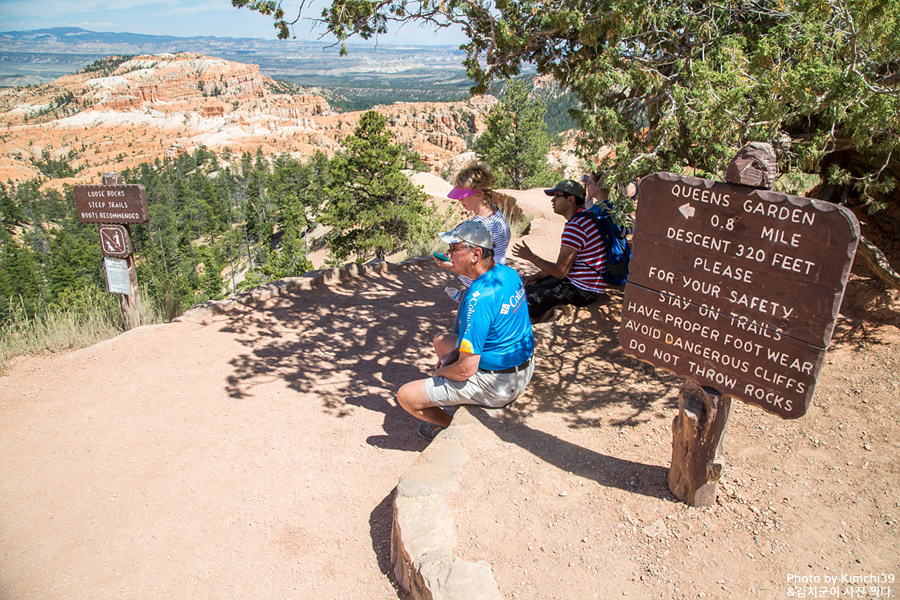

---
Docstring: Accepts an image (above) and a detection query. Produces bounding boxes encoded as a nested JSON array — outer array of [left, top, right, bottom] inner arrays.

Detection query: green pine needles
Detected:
[[473, 81, 558, 189], [321, 111, 442, 263]]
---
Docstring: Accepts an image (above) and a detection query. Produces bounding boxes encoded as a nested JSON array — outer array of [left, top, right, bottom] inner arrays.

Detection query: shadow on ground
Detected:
[[470, 408, 674, 502], [215, 262, 683, 444]]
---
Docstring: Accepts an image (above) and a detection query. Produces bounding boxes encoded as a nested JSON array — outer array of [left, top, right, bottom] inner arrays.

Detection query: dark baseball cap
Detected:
[[544, 179, 585, 200]]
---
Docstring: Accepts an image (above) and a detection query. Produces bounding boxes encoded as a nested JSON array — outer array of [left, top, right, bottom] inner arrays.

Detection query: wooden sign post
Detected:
[[74, 173, 149, 330], [619, 171, 859, 505]]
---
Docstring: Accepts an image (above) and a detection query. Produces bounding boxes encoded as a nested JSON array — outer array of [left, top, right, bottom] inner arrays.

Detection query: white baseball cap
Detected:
[[438, 220, 494, 249]]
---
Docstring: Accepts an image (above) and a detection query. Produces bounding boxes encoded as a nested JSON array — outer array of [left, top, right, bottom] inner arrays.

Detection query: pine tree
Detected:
[[321, 111, 435, 263], [0, 235, 43, 324], [45, 228, 102, 307], [0, 182, 24, 230], [473, 81, 555, 189], [261, 231, 313, 280]]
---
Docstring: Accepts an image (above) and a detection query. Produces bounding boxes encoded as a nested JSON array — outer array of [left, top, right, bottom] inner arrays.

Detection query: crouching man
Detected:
[[397, 220, 535, 442]]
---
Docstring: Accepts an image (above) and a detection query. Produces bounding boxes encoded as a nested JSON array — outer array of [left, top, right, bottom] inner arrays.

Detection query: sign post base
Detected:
[[121, 252, 142, 330], [668, 381, 732, 507]]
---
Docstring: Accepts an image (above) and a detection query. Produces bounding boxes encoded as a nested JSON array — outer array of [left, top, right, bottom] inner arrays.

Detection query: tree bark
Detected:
[[668, 381, 732, 507], [813, 184, 900, 291], [855, 236, 900, 291]]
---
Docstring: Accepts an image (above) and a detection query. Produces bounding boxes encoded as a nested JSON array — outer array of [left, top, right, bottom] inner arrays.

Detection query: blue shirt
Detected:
[[454, 263, 534, 371]]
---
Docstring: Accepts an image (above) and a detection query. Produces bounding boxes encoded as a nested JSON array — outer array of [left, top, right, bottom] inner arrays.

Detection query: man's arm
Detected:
[[435, 350, 481, 381], [512, 241, 578, 280]]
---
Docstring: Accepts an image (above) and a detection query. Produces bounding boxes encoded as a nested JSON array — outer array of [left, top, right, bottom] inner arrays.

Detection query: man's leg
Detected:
[[432, 333, 458, 370], [396, 379, 453, 427], [524, 277, 567, 322], [525, 277, 599, 322]]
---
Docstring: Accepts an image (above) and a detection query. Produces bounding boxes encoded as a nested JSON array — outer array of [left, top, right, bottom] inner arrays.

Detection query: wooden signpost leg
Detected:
[[668, 381, 732, 507], [121, 249, 142, 330]]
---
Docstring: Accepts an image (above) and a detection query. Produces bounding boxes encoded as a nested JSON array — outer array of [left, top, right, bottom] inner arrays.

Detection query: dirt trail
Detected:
[[0, 263, 462, 600]]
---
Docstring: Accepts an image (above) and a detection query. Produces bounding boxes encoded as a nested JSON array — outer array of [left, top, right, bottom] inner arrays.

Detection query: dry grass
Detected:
[[0, 290, 163, 373]]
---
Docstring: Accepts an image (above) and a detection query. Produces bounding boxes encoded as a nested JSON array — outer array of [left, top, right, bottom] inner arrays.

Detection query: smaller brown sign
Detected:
[[74, 185, 149, 224], [98, 224, 133, 258]]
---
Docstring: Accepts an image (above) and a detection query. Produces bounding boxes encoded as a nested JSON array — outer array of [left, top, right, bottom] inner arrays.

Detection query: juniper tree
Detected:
[[236, 0, 900, 281]]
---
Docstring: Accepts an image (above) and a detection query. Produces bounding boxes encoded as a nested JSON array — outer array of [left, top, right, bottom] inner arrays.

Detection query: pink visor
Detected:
[[448, 187, 479, 200]]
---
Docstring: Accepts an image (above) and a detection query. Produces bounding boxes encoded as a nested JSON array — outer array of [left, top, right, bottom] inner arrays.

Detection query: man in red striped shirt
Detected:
[[512, 179, 608, 322]]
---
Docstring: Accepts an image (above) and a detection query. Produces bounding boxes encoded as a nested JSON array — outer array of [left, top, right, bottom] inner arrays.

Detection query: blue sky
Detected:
[[0, 0, 467, 46]]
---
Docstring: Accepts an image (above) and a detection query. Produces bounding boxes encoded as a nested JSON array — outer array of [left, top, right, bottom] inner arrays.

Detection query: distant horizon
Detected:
[[0, 25, 466, 48], [0, 0, 467, 47]]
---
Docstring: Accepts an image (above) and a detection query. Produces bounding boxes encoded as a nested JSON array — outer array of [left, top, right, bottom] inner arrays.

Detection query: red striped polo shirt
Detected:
[[561, 209, 607, 294]]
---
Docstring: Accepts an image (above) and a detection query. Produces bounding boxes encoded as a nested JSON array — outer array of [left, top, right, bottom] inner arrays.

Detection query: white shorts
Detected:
[[425, 355, 535, 409]]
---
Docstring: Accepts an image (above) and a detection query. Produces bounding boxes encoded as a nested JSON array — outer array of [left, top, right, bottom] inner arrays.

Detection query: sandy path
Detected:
[[0, 182, 562, 600], [0, 262, 466, 600]]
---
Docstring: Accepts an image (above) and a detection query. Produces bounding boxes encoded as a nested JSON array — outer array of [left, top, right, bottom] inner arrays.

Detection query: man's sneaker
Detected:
[[417, 422, 445, 442]]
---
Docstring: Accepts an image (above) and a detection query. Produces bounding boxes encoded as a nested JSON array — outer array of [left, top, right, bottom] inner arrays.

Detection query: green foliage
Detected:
[[0, 285, 139, 373], [262, 231, 314, 280], [473, 81, 556, 189], [0, 182, 25, 228], [321, 111, 438, 262], [78, 55, 135, 77], [51, 91, 75, 109], [269, 153, 322, 234], [0, 236, 43, 324], [32, 149, 80, 179], [542, 93, 578, 137], [196, 245, 226, 302], [46, 228, 104, 305], [243, 0, 900, 208], [145, 275, 192, 322], [33, 91, 77, 120], [0, 139, 440, 364], [493, 79, 578, 136]]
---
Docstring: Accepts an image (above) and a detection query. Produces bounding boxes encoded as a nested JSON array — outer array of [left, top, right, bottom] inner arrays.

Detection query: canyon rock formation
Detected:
[[0, 53, 497, 185]]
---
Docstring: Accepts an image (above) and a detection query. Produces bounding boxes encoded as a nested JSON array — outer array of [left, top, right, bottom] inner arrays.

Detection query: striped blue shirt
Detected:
[[459, 207, 512, 287]]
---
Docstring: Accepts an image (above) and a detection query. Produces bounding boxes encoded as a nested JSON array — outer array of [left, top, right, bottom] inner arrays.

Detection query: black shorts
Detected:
[[524, 277, 602, 320]]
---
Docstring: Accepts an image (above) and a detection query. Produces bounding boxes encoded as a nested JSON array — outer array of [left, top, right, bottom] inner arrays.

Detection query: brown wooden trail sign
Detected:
[[619, 172, 860, 419], [74, 174, 144, 329], [74, 184, 149, 224], [619, 171, 859, 506]]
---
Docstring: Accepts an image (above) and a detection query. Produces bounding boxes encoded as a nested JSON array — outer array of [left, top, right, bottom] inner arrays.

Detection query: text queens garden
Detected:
[[619, 173, 859, 419]]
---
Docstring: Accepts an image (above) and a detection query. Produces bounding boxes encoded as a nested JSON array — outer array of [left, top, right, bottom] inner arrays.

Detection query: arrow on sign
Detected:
[[678, 203, 696, 219]]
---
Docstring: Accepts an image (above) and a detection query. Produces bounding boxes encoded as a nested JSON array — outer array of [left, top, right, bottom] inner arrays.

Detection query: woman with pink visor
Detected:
[[442, 162, 512, 288]]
